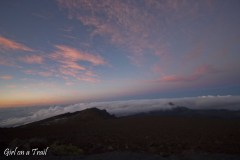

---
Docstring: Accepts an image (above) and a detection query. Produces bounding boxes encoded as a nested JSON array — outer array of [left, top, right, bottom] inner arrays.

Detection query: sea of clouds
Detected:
[[0, 95, 240, 127]]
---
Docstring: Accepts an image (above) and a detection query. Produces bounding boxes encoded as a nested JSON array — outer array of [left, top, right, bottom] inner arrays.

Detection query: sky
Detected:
[[0, 0, 240, 108]]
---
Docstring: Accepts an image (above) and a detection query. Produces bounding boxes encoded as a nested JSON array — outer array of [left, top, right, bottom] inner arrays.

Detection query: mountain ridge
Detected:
[[19, 106, 240, 128], [19, 107, 115, 127]]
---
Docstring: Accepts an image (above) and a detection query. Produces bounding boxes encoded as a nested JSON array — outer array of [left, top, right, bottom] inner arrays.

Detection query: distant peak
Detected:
[[63, 107, 115, 120], [80, 107, 111, 115]]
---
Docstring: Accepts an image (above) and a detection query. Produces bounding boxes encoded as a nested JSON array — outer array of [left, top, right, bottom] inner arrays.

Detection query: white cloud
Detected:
[[1, 95, 240, 127]]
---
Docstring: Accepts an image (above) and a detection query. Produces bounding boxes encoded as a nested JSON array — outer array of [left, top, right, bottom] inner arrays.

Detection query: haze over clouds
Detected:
[[1, 95, 240, 127]]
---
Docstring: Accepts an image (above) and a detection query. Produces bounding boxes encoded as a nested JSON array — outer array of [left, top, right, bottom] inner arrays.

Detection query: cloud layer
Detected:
[[50, 45, 107, 82], [19, 55, 44, 64], [0, 36, 33, 51], [160, 65, 219, 83], [1, 95, 239, 127], [0, 75, 13, 80], [57, 0, 213, 65]]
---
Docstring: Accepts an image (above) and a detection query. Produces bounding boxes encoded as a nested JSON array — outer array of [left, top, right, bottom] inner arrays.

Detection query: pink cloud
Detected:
[[151, 64, 163, 74], [38, 71, 52, 77], [161, 74, 197, 83], [0, 57, 16, 66], [184, 42, 205, 62], [57, 0, 212, 66], [0, 75, 13, 80], [77, 76, 99, 83], [57, 0, 168, 64], [194, 65, 219, 75], [84, 70, 97, 77], [23, 70, 52, 77], [49, 45, 104, 83], [18, 45, 103, 83], [79, 70, 99, 83], [53, 45, 106, 66], [160, 65, 219, 83], [0, 36, 33, 51], [59, 68, 79, 78], [19, 55, 44, 64], [61, 61, 86, 70], [58, 68, 99, 83]]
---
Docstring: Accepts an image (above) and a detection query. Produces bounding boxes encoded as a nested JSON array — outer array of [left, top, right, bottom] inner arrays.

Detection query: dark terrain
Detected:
[[1, 107, 240, 159]]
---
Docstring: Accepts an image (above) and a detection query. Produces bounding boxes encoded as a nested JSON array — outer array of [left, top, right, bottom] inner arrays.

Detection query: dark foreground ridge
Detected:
[[1, 107, 240, 159]]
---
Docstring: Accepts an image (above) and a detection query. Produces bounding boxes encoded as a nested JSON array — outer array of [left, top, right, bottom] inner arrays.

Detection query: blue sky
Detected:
[[0, 0, 240, 107]]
